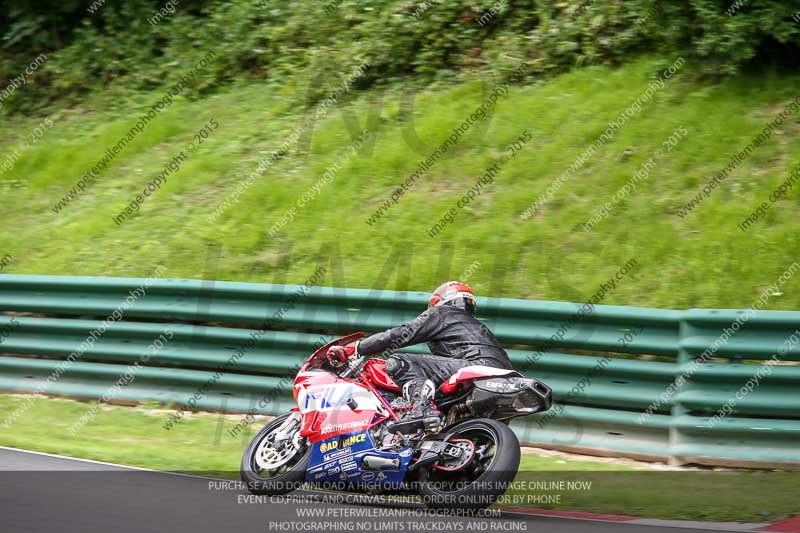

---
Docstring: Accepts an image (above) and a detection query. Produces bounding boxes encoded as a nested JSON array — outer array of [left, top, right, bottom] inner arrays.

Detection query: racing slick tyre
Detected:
[[418, 418, 520, 511], [241, 412, 310, 495]]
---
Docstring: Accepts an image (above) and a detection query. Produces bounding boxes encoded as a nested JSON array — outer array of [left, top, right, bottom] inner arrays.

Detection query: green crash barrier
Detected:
[[0, 275, 798, 467]]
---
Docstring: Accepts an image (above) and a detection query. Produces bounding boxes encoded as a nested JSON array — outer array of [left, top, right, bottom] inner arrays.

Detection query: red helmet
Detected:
[[429, 281, 477, 315]]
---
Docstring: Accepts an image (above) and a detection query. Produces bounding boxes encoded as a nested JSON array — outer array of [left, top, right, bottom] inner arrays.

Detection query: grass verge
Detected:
[[0, 393, 795, 522]]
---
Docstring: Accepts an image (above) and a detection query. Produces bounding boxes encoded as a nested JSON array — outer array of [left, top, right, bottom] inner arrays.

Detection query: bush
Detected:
[[0, 0, 798, 114]]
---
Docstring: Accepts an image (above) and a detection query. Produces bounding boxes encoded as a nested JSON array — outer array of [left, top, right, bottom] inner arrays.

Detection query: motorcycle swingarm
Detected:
[[407, 439, 466, 473]]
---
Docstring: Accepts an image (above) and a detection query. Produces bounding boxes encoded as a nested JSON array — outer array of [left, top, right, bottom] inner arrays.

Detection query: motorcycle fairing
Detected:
[[294, 369, 388, 442], [439, 365, 521, 394], [305, 429, 413, 485], [362, 358, 401, 392]]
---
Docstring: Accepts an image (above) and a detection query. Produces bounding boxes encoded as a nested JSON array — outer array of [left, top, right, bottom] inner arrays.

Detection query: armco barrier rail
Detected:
[[0, 275, 798, 467]]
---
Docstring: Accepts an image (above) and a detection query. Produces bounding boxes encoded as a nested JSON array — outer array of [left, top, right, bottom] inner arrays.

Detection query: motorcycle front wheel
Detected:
[[417, 418, 520, 511], [240, 412, 310, 495]]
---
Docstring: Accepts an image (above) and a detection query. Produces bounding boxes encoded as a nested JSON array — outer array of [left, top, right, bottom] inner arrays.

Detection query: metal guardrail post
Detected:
[[671, 313, 691, 466]]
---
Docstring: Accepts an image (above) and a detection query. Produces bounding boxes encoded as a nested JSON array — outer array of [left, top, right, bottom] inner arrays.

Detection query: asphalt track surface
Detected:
[[0, 447, 710, 533]]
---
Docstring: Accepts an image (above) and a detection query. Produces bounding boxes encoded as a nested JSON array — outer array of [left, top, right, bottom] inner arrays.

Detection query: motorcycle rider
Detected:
[[326, 281, 513, 434]]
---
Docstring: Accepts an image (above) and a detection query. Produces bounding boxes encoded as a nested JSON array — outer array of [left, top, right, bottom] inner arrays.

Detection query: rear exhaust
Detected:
[[466, 376, 553, 419]]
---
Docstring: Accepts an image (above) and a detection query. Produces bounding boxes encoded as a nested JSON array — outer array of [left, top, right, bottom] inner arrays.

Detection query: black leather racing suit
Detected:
[[357, 305, 513, 392]]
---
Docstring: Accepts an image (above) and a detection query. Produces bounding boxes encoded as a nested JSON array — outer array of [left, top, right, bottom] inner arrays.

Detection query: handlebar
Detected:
[[338, 354, 366, 379], [301, 351, 367, 380]]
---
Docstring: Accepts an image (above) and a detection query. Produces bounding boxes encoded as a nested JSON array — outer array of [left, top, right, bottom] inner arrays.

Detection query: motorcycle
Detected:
[[240, 333, 553, 510]]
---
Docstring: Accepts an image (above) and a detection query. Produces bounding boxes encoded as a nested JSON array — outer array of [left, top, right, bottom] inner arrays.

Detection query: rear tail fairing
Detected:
[[439, 365, 521, 395]]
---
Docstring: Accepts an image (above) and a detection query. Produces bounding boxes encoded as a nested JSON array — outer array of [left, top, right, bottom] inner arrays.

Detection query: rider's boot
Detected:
[[388, 379, 443, 435]]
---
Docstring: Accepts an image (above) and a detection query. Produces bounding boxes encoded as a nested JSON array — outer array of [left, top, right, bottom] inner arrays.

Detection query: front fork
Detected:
[[273, 410, 302, 449]]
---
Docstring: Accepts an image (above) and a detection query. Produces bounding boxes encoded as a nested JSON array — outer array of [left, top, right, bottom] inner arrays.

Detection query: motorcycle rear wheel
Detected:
[[240, 413, 310, 495], [417, 418, 520, 511]]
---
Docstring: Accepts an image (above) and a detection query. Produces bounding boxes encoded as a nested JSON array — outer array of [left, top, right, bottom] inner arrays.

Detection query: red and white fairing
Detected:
[[439, 365, 520, 394], [293, 368, 389, 443]]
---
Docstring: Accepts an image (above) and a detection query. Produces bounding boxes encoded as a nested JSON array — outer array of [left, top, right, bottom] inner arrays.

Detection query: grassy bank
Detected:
[[1, 57, 799, 309]]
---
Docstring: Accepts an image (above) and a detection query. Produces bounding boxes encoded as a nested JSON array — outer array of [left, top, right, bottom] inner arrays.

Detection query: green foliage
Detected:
[[0, 0, 798, 114]]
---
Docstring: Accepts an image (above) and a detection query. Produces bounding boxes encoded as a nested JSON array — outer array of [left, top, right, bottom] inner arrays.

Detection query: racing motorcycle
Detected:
[[240, 333, 553, 510]]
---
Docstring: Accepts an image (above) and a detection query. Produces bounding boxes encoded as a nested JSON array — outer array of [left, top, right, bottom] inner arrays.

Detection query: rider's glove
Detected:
[[326, 342, 358, 368]]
